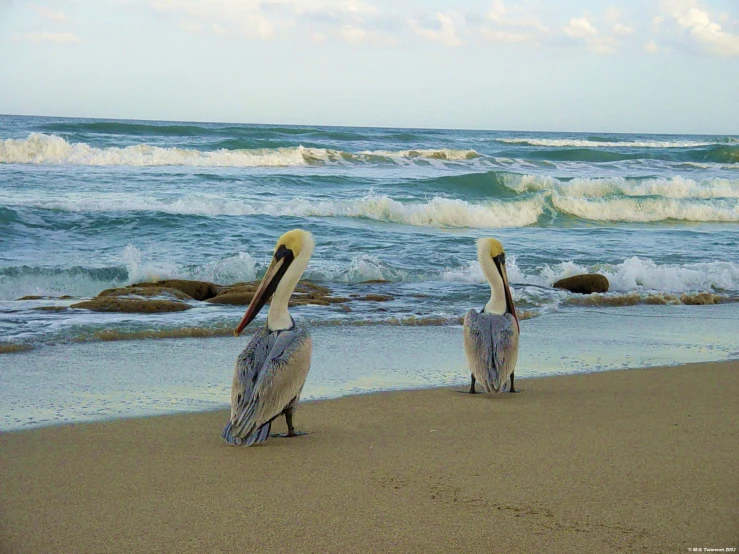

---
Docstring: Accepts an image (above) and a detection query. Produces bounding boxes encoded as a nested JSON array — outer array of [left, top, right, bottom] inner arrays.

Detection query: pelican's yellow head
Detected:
[[234, 229, 314, 336], [275, 229, 313, 258], [477, 237, 505, 260]]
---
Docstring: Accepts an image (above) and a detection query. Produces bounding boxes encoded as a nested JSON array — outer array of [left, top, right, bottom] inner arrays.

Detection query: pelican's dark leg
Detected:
[[509, 372, 518, 393], [271, 399, 308, 438], [468, 374, 477, 394], [284, 409, 297, 437]]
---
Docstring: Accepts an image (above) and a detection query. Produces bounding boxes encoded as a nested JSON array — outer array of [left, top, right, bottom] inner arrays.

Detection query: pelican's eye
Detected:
[[498, 253, 506, 264], [275, 244, 290, 259]]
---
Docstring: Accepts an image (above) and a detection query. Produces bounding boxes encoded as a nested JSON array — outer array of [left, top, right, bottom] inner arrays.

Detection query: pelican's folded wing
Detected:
[[464, 310, 518, 393], [223, 325, 312, 446]]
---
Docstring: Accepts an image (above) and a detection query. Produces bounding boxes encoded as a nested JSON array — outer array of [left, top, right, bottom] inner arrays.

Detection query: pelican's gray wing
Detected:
[[464, 309, 519, 393], [222, 324, 312, 446]]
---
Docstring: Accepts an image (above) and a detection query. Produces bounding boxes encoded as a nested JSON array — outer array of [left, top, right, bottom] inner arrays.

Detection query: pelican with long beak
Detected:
[[222, 229, 315, 446], [463, 237, 520, 394]]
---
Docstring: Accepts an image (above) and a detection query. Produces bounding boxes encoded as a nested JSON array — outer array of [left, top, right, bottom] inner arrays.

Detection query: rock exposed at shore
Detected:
[[71, 298, 192, 313], [130, 280, 220, 301], [67, 279, 394, 313], [98, 285, 192, 301], [553, 274, 609, 294]]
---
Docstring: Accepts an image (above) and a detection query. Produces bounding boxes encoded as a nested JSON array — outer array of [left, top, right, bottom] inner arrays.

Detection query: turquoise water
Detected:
[[1, 115, 738, 348], [2, 115, 738, 430]]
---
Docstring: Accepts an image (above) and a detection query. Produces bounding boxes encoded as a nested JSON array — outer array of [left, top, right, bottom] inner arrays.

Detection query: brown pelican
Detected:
[[222, 229, 314, 446], [463, 237, 520, 394]]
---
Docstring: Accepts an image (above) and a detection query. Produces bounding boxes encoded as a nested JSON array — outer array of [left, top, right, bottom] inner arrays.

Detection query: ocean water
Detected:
[[1, 115, 738, 428]]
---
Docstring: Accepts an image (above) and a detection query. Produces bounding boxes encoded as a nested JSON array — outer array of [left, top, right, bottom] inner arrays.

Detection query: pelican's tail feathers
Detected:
[[221, 420, 242, 446], [222, 420, 271, 446], [244, 422, 271, 446]]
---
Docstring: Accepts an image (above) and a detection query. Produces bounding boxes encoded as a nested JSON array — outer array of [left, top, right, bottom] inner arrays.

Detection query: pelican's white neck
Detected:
[[267, 236, 314, 331], [479, 250, 506, 315]]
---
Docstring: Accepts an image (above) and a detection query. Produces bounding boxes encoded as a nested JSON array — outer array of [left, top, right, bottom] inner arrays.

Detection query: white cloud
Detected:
[[605, 7, 621, 23], [487, 0, 546, 31], [408, 12, 462, 47], [612, 23, 634, 35], [661, 0, 739, 56], [644, 40, 659, 53], [152, 0, 380, 40], [563, 16, 618, 54], [481, 28, 537, 43], [14, 31, 81, 43], [311, 32, 327, 43], [339, 24, 366, 44], [32, 6, 69, 23], [563, 17, 597, 39]]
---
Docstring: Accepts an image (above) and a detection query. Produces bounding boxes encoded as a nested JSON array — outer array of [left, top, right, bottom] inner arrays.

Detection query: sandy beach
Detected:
[[1, 361, 737, 554]]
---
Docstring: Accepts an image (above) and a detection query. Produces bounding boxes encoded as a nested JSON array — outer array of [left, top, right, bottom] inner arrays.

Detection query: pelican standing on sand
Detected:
[[222, 229, 314, 446], [463, 238, 520, 394]]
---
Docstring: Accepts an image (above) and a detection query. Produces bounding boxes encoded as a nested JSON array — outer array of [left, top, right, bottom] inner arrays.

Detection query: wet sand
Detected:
[[1, 361, 737, 553]]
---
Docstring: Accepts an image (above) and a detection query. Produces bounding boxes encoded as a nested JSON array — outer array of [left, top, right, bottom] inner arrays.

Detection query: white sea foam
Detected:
[[441, 256, 739, 294], [502, 174, 739, 199], [0, 133, 485, 168], [309, 255, 410, 283], [0, 133, 336, 167], [6, 192, 545, 228], [358, 148, 481, 162], [496, 137, 714, 148], [551, 194, 739, 223], [124, 245, 259, 284]]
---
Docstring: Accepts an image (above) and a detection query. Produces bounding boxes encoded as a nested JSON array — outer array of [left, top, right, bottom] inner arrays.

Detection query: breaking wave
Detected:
[[0, 133, 484, 167], [0, 248, 259, 300], [5, 192, 546, 228], [501, 174, 739, 199], [497, 137, 717, 148], [442, 256, 739, 294]]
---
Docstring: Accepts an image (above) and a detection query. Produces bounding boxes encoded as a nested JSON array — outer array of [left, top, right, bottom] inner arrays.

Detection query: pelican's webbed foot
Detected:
[[270, 431, 309, 438], [269, 409, 309, 438]]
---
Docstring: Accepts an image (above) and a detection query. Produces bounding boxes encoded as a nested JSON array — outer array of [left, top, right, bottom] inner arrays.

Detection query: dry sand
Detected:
[[1, 361, 737, 553]]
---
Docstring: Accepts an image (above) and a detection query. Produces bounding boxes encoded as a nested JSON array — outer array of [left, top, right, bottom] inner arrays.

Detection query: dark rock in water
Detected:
[[33, 306, 69, 312], [208, 290, 256, 305], [71, 298, 192, 313], [131, 279, 220, 301], [98, 285, 192, 301], [208, 280, 341, 307], [553, 274, 609, 294]]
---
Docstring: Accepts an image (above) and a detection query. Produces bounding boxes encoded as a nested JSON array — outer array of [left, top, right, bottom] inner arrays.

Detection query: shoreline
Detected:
[[2, 361, 738, 553], [0, 358, 737, 436], [3, 305, 739, 432]]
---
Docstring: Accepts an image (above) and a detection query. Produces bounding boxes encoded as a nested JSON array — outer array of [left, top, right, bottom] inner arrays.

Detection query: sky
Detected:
[[0, 0, 738, 134]]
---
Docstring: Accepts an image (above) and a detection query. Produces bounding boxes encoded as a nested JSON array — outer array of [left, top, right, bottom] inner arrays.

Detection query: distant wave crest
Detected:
[[0, 133, 484, 167], [496, 137, 717, 148], [4, 192, 545, 228]]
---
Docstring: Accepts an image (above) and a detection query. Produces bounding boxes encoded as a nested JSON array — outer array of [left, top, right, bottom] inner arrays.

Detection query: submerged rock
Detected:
[[554, 274, 609, 294], [71, 298, 191, 313], [350, 294, 394, 302], [680, 292, 716, 305]]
